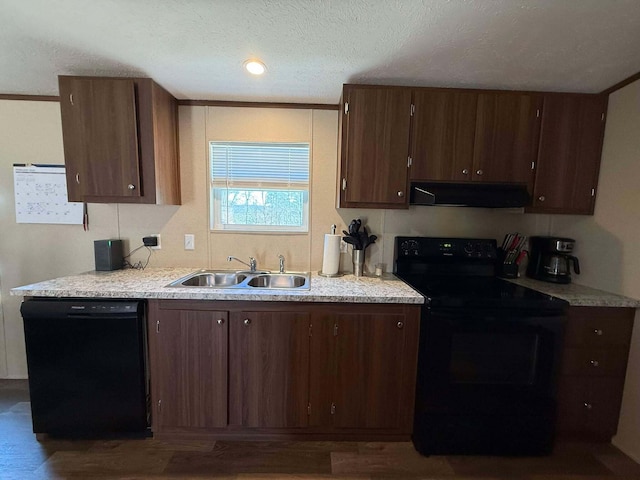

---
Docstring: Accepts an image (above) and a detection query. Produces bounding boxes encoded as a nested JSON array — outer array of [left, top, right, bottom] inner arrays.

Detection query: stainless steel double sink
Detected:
[[167, 270, 310, 290]]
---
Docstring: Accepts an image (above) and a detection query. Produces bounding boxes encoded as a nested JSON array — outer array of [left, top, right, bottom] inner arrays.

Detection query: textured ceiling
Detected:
[[1, 0, 640, 103]]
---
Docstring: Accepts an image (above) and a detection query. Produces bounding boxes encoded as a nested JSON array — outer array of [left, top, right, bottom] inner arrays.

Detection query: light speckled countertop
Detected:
[[11, 268, 639, 308], [10, 268, 425, 304], [508, 277, 640, 308]]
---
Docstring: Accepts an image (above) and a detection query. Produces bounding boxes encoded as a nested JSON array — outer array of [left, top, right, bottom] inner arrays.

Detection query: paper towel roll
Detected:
[[321, 234, 341, 275]]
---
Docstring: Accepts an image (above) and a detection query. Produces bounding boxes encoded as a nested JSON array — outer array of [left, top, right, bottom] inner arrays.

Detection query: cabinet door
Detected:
[[58, 77, 92, 202], [565, 307, 634, 347], [410, 89, 477, 182], [340, 86, 411, 207], [86, 78, 142, 198], [58, 77, 142, 200], [150, 308, 228, 430], [557, 377, 625, 439], [472, 93, 542, 185], [229, 311, 310, 428], [531, 95, 607, 214], [331, 313, 419, 430]]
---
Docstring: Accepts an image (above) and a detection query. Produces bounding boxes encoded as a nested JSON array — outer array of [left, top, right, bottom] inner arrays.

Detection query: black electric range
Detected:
[[394, 236, 568, 456]]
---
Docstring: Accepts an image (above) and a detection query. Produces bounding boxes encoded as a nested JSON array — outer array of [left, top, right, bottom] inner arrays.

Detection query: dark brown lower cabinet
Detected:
[[228, 311, 310, 428], [556, 307, 634, 440], [309, 310, 419, 431], [147, 301, 228, 431], [147, 300, 421, 439]]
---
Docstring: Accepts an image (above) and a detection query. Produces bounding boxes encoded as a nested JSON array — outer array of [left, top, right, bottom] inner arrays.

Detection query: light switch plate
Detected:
[[184, 234, 195, 250]]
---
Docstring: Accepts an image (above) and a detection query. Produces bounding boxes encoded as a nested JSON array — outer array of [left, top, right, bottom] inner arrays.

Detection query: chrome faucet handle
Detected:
[[278, 254, 285, 273], [249, 257, 257, 272]]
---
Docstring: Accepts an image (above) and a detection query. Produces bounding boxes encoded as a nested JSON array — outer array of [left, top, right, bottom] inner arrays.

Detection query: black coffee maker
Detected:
[[527, 236, 581, 284]]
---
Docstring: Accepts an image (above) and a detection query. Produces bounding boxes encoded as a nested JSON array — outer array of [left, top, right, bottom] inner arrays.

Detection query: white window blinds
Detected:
[[210, 142, 310, 188]]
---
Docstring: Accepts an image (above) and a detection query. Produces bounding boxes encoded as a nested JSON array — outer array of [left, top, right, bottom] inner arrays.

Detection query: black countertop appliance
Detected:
[[21, 299, 148, 437], [395, 237, 568, 456], [526, 236, 581, 284]]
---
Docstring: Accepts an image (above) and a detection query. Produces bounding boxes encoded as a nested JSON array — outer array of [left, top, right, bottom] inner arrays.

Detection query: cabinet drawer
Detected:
[[564, 307, 634, 347], [557, 377, 625, 439], [561, 347, 629, 376]]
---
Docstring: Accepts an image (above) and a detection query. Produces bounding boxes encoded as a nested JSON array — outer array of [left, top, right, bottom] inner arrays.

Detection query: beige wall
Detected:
[[549, 79, 640, 462], [0, 100, 554, 380]]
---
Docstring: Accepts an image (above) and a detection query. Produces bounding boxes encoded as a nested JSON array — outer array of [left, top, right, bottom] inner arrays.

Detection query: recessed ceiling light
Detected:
[[244, 59, 266, 75]]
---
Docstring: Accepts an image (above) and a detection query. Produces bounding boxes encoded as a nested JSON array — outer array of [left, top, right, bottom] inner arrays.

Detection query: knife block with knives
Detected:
[[498, 233, 528, 278]]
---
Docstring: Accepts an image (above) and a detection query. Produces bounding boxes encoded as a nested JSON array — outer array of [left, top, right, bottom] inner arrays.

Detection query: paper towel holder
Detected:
[[320, 223, 343, 276]]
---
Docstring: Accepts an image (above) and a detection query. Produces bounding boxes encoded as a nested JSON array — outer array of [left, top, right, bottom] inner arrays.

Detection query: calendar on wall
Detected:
[[13, 165, 84, 224]]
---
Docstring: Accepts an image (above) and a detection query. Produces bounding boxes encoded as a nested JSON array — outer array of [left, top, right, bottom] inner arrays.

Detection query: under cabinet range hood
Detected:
[[410, 182, 530, 208]]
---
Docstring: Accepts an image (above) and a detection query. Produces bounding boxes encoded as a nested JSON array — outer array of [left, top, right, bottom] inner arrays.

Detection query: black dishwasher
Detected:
[[21, 299, 148, 436]]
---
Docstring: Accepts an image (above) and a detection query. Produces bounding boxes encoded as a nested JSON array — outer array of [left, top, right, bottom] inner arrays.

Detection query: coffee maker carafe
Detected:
[[526, 236, 581, 284]]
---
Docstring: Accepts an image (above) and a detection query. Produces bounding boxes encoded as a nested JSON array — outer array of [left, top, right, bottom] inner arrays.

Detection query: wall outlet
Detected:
[[151, 234, 161, 250], [184, 234, 195, 250]]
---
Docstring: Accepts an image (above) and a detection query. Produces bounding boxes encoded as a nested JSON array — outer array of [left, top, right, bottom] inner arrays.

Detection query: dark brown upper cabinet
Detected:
[[529, 94, 607, 215], [472, 92, 542, 187], [410, 89, 477, 182], [410, 90, 542, 189], [338, 85, 412, 208], [58, 76, 181, 205]]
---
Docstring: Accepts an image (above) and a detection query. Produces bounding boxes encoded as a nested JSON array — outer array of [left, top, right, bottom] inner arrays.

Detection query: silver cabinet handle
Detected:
[[244, 318, 251, 326], [594, 329, 603, 336], [75, 173, 80, 184], [589, 360, 599, 367], [128, 184, 136, 190], [69, 93, 74, 105], [462, 169, 469, 175], [584, 402, 593, 410], [538, 195, 545, 202], [397, 321, 404, 329], [476, 169, 483, 176], [397, 191, 404, 197], [217, 319, 225, 325]]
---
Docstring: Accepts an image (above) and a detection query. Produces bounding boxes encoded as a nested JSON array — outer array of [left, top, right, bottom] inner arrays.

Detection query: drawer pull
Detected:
[[244, 318, 251, 326], [217, 319, 225, 325], [589, 360, 600, 367], [397, 321, 404, 329], [594, 329, 603, 336], [584, 402, 593, 410]]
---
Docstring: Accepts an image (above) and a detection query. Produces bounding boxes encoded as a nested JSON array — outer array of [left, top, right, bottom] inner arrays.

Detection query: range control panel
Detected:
[[395, 237, 498, 259]]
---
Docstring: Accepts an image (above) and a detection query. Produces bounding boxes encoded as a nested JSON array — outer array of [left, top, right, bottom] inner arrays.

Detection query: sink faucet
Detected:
[[227, 256, 257, 272], [278, 254, 285, 273]]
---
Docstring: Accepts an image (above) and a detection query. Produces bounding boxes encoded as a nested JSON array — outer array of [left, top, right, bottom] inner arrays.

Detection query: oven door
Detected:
[[413, 306, 566, 455], [417, 307, 565, 416]]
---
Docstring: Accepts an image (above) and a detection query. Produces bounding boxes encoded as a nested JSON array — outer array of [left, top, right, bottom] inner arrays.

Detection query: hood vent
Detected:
[[410, 182, 530, 208]]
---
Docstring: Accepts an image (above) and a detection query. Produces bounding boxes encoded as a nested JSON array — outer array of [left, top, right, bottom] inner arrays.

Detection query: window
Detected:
[[210, 142, 310, 232]]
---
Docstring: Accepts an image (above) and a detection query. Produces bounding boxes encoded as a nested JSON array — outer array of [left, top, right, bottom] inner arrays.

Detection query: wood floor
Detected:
[[2, 379, 640, 479]]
